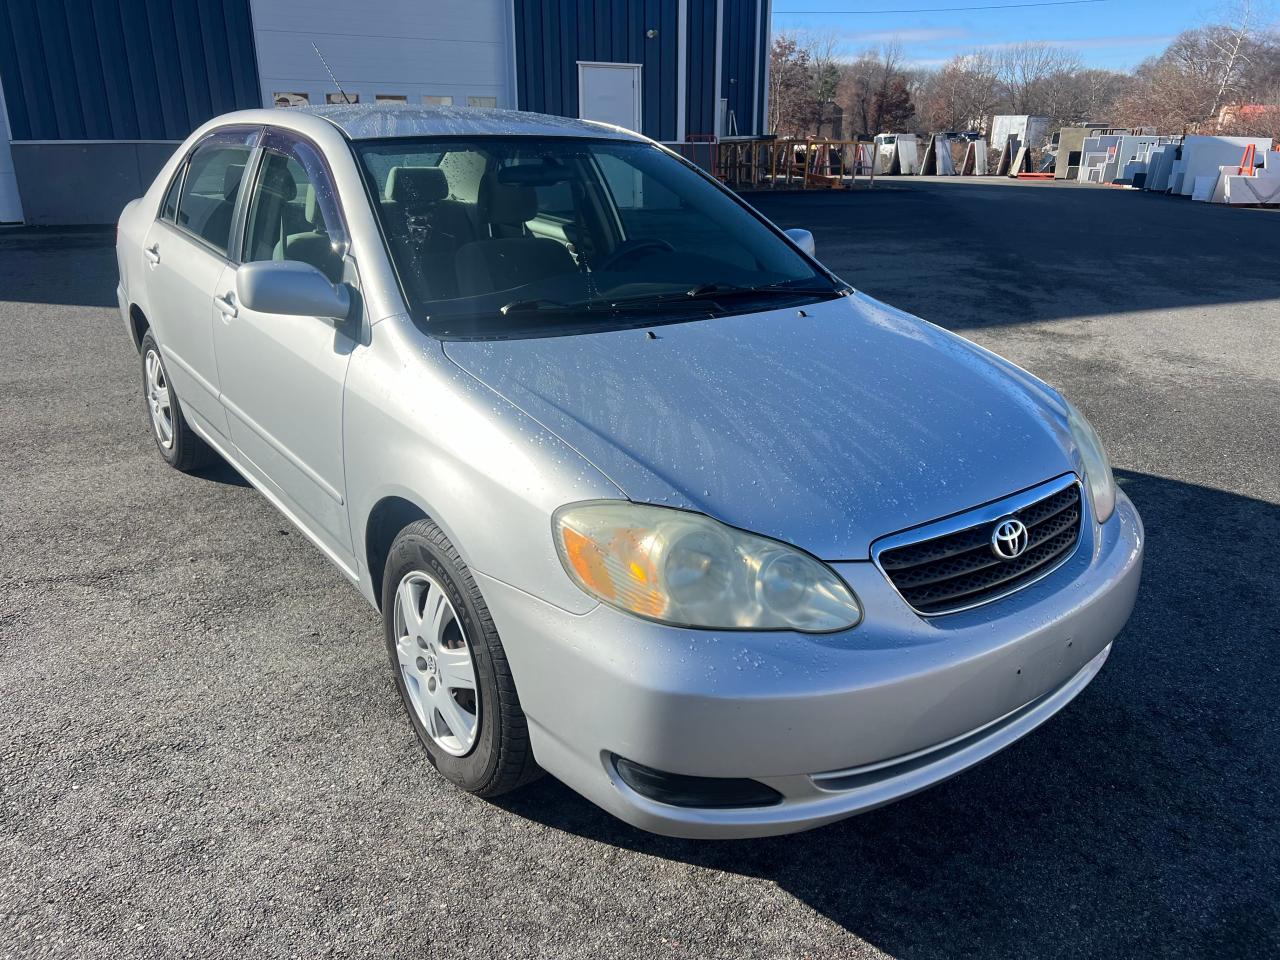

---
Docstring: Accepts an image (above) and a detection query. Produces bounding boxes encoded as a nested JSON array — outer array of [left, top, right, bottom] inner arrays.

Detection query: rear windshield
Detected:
[[354, 136, 839, 338]]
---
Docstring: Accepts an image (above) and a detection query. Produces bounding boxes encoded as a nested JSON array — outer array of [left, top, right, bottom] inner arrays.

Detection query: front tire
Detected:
[[139, 331, 215, 472], [383, 519, 541, 797]]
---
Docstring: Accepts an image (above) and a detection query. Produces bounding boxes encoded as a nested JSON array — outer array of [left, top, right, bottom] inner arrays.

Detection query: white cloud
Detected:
[[840, 27, 970, 42], [976, 34, 1176, 51]]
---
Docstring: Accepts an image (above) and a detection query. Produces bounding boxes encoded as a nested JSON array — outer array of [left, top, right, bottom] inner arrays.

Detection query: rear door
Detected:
[[212, 128, 357, 567], [577, 62, 642, 132], [141, 128, 258, 442]]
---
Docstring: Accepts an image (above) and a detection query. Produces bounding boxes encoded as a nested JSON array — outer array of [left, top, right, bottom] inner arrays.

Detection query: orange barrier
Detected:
[[1239, 144, 1257, 176]]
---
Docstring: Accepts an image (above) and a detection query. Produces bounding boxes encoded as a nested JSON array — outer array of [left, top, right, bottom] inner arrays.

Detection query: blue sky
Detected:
[[771, 0, 1225, 70]]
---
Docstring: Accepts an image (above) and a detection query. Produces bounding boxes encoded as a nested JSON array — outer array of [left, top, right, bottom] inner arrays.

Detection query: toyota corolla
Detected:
[[115, 104, 1143, 838]]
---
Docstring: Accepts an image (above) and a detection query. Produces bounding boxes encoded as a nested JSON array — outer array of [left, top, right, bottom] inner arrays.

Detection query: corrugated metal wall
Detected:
[[513, 0, 764, 142], [513, 0, 680, 142], [719, 0, 761, 136], [684, 0, 716, 138], [0, 0, 260, 142]]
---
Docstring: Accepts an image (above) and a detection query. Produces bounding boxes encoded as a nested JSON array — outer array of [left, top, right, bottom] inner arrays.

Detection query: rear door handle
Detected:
[[215, 292, 238, 319], [144, 244, 161, 266]]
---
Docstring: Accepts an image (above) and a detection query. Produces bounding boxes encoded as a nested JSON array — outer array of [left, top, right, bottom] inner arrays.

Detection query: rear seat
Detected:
[[382, 166, 477, 300]]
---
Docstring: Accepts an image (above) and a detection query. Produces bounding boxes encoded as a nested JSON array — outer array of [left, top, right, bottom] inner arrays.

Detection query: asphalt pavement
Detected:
[[2, 179, 1277, 959]]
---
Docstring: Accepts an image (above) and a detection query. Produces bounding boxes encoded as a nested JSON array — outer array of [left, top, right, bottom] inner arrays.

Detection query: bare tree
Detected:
[[767, 33, 816, 136], [995, 42, 1084, 116], [1203, 0, 1263, 118], [837, 43, 915, 137], [917, 51, 1002, 132], [1117, 3, 1280, 132], [807, 31, 844, 137]]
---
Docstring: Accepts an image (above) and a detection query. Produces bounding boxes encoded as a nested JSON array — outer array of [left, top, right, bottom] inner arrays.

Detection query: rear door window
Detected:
[[160, 165, 184, 222], [174, 129, 260, 256]]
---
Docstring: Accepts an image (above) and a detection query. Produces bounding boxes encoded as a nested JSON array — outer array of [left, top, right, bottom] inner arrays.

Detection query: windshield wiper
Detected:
[[683, 282, 841, 302], [685, 282, 747, 297], [499, 297, 568, 315]]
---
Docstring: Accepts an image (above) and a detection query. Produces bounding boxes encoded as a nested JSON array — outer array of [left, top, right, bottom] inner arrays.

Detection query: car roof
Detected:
[[292, 102, 646, 142]]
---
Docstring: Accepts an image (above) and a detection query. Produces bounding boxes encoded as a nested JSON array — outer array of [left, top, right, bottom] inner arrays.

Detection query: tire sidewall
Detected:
[[382, 527, 502, 792]]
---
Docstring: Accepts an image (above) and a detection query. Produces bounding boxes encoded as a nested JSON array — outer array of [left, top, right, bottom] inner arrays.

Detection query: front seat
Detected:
[[276, 182, 342, 282], [455, 177, 576, 297]]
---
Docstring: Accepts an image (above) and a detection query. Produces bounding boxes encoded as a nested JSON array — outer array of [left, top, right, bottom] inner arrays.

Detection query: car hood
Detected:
[[442, 292, 1076, 559]]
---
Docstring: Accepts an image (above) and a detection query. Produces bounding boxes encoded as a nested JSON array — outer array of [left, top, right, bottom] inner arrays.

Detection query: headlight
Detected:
[[1066, 400, 1115, 523], [553, 502, 861, 632]]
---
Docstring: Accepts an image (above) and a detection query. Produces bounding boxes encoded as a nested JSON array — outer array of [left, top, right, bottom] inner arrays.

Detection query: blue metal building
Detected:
[[0, 0, 771, 224], [512, 0, 770, 142]]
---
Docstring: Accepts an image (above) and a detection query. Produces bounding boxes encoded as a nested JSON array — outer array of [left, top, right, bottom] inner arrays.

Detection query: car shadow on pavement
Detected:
[[192, 457, 252, 488], [495, 470, 1280, 958]]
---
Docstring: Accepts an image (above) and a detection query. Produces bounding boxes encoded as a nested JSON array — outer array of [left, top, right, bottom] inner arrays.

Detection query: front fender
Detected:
[[343, 315, 621, 613]]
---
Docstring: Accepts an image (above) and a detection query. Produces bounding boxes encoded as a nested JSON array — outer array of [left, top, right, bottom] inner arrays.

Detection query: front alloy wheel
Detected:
[[382, 518, 541, 797], [392, 571, 480, 756]]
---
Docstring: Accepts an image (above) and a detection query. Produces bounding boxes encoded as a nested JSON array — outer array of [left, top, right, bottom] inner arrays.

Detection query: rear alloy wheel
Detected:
[[139, 330, 215, 472], [382, 518, 541, 797], [144, 347, 174, 451]]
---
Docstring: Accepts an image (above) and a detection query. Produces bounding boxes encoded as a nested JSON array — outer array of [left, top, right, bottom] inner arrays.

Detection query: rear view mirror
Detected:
[[236, 260, 351, 320], [496, 161, 571, 186], [784, 228, 816, 258]]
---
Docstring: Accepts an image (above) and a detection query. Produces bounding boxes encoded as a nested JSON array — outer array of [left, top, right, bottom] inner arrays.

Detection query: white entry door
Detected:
[[578, 62, 642, 133]]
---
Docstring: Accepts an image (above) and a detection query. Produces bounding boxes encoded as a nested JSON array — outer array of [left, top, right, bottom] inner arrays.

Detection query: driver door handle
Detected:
[[144, 244, 161, 265], [215, 292, 238, 319]]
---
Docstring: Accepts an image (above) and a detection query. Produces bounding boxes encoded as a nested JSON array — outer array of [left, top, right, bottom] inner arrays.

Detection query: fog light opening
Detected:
[[611, 755, 783, 809]]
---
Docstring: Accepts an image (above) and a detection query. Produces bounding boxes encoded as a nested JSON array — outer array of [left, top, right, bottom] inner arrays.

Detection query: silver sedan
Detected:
[[116, 104, 1143, 838]]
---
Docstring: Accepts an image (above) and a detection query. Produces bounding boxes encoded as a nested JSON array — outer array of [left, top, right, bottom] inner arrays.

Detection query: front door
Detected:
[[212, 129, 356, 568], [578, 62, 642, 133], [142, 129, 257, 441]]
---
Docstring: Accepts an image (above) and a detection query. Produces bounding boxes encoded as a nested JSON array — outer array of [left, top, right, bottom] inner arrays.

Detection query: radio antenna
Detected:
[[312, 43, 352, 104]]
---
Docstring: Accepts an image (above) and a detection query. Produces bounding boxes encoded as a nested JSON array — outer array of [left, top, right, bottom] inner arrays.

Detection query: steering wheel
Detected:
[[597, 238, 675, 271]]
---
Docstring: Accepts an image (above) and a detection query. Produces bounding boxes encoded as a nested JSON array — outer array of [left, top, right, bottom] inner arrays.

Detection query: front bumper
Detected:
[[478, 490, 1143, 839]]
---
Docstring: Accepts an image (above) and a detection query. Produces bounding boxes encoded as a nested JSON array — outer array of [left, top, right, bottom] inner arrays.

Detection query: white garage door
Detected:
[[577, 62, 641, 133]]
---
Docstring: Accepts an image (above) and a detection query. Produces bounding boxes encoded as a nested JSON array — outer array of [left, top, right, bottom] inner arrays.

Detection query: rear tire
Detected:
[[383, 519, 542, 797], [139, 331, 215, 472]]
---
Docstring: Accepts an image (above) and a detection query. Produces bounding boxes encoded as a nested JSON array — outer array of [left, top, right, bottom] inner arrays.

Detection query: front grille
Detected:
[[877, 481, 1082, 615]]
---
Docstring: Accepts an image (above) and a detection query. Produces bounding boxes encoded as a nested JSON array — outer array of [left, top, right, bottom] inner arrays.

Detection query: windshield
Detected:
[[354, 136, 840, 338]]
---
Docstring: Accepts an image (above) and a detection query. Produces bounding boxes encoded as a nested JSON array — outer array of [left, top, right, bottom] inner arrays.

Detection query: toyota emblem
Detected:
[[991, 518, 1029, 560]]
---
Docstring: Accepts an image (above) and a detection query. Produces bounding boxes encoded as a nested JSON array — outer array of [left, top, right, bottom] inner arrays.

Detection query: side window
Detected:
[[593, 148, 754, 270], [175, 129, 258, 255], [595, 153, 680, 212], [160, 164, 184, 222], [242, 131, 348, 284]]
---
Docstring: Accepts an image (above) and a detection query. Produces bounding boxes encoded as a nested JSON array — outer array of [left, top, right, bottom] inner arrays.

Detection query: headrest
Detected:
[[478, 174, 537, 225], [223, 163, 245, 199], [303, 183, 318, 224], [257, 162, 297, 201], [386, 166, 448, 205]]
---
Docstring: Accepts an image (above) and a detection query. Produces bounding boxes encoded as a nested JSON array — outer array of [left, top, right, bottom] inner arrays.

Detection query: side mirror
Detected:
[[236, 260, 351, 320], [784, 228, 816, 258]]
